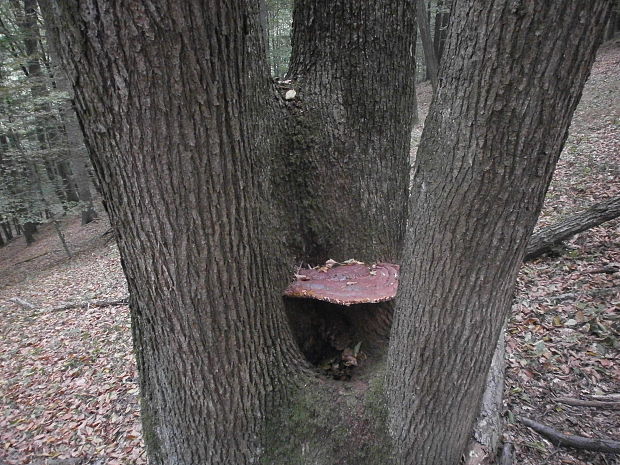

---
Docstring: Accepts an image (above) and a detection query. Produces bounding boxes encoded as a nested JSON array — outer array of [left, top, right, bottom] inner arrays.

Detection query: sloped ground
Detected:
[[0, 40, 618, 465]]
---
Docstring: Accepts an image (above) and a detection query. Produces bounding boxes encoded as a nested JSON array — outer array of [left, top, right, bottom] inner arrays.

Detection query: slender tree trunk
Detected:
[[433, 0, 452, 63], [23, 222, 37, 245], [21, 0, 80, 206], [39, 4, 98, 224], [526, 196, 620, 261], [1, 222, 12, 241], [387, 2, 610, 464], [415, 0, 438, 90]]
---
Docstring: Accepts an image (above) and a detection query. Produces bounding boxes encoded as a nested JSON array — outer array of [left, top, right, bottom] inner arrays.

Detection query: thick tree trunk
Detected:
[[285, 0, 416, 265], [526, 196, 620, 261], [387, 2, 610, 464], [48, 2, 301, 464], [415, 0, 438, 90]]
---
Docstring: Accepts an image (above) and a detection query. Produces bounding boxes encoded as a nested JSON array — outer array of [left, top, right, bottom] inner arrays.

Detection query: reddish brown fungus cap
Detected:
[[283, 260, 400, 306]]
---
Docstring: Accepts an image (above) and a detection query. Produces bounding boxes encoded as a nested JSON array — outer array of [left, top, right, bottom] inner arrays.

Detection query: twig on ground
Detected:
[[48, 297, 129, 312], [589, 393, 620, 402], [7, 297, 36, 309], [554, 396, 620, 410], [518, 416, 620, 454], [518, 286, 620, 304]]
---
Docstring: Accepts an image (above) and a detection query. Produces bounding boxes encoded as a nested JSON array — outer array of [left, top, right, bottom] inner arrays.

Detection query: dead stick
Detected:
[[555, 397, 620, 410], [590, 393, 620, 402], [519, 416, 620, 454], [8, 297, 36, 309], [48, 297, 128, 312]]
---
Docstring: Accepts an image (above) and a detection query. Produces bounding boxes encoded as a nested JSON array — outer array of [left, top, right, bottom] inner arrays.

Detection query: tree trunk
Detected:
[[415, 0, 438, 90], [47, 2, 301, 463], [387, 2, 610, 464], [23, 222, 37, 245], [526, 196, 620, 260], [21, 0, 80, 206], [433, 0, 452, 63], [39, 3, 98, 224], [1, 222, 12, 241], [48, 0, 610, 464]]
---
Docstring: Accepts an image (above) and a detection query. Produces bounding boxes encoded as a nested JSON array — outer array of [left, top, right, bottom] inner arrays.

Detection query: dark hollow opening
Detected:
[[283, 298, 393, 379]]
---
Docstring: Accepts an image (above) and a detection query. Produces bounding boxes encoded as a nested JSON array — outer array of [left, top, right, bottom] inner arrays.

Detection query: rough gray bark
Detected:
[[415, 0, 438, 91], [285, 0, 417, 265], [387, 2, 610, 464], [433, 0, 452, 63], [48, 1, 301, 464], [525, 196, 620, 261]]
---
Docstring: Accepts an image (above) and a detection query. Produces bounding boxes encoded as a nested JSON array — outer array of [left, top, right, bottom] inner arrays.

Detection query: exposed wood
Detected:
[[554, 396, 620, 410], [526, 196, 620, 261], [472, 327, 506, 451], [519, 416, 620, 454], [590, 393, 620, 402], [8, 297, 36, 309], [498, 442, 514, 465]]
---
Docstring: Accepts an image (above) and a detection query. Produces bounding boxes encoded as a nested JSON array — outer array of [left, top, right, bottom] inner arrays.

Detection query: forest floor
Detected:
[[1, 40, 619, 465]]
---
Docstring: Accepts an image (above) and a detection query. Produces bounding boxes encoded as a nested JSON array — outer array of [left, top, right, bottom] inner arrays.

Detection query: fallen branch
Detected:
[[13, 251, 51, 265], [555, 396, 620, 410], [519, 286, 620, 304], [526, 196, 620, 261], [8, 297, 36, 309], [590, 393, 620, 402], [519, 416, 620, 454], [48, 297, 129, 312]]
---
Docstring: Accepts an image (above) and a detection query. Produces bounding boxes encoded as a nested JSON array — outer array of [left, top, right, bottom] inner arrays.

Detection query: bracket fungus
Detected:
[[283, 259, 400, 306]]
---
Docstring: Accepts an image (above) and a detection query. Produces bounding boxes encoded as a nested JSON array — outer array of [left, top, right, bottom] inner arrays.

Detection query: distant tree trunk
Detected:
[[1, 222, 12, 241], [388, 2, 610, 464], [23, 222, 37, 245], [433, 0, 452, 63], [415, 0, 438, 90], [605, 7, 618, 40], [21, 0, 80, 206], [40, 3, 98, 224], [0, 229, 5, 247]]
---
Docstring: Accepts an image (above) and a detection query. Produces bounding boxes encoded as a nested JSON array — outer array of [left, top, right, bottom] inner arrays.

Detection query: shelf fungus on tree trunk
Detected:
[[283, 259, 400, 305]]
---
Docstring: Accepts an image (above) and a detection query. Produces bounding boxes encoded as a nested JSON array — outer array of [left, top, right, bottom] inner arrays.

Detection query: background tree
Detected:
[[47, 1, 611, 465], [0, 0, 98, 248]]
